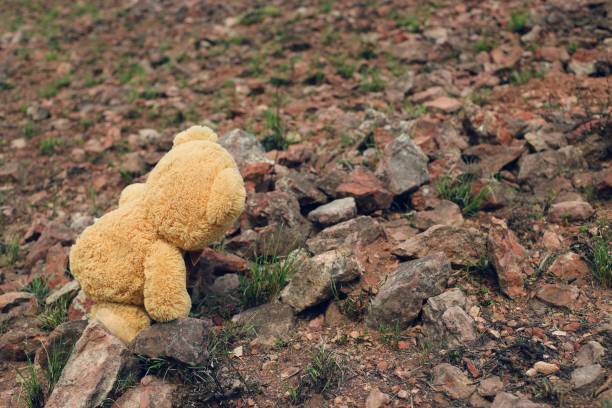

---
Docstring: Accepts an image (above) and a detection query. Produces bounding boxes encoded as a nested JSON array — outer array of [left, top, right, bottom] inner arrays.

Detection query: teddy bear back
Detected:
[[141, 129, 244, 251]]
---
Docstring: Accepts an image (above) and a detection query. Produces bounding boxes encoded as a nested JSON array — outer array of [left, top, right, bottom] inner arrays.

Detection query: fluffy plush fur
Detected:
[[69, 126, 246, 343]]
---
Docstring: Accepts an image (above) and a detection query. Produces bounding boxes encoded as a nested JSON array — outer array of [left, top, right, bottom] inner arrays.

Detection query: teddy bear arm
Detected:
[[119, 183, 146, 207], [207, 167, 246, 226], [143, 240, 191, 322]]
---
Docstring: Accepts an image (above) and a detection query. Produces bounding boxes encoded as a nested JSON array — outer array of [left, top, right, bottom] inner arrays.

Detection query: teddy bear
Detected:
[[69, 126, 246, 343]]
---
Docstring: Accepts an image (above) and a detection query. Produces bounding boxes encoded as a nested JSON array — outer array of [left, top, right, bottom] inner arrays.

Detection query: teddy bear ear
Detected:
[[173, 125, 218, 146]]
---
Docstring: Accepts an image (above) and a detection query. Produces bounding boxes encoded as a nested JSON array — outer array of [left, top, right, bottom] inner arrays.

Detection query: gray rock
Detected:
[[275, 168, 327, 209], [422, 288, 476, 348], [45, 280, 80, 305], [367, 252, 451, 328], [575, 341, 605, 367], [571, 364, 604, 389], [137, 128, 162, 146], [114, 375, 176, 408], [307, 198, 357, 226], [524, 130, 566, 152], [232, 302, 295, 346], [414, 200, 463, 231], [517, 146, 586, 185], [70, 212, 94, 233], [210, 274, 240, 297], [306, 216, 382, 254], [281, 247, 363, 312], [380, 133, 429, 196], [45, 321, 132, 408], [120, 152, 147, 175], [491, 392, 551, 408], [219, 128, 272, 169], [478, 376, 504, 397], [0, 292, 38, 324], [432, 363, 476, 400], [392, 225, 486, 267], [26, 104, 50, 121], [131, 318, 212, 365]]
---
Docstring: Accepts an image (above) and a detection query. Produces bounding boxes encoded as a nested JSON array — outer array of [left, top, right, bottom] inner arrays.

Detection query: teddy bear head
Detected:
[[141, 126, 245, 251]]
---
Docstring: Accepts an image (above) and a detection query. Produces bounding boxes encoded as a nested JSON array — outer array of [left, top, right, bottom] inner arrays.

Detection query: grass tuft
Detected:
[[17, 358, 45, 408], [38, 297, 70, 332], [24, 277, 50, 306], [239, 244, 300, 309], [508, 9, 529, 34], [288, 345, 345, 404], [435, 174, 491, 216]]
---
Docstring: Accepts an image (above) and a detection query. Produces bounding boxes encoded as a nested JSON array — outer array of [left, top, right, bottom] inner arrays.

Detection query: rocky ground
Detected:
[[0, 0, 611, 407]]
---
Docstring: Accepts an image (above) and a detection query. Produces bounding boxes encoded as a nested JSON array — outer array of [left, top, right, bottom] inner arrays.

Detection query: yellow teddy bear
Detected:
[[69, 126, 246, 343]]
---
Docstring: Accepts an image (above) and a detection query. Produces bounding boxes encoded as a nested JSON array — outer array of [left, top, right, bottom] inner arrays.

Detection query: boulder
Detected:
[[487, 218, 529, 298], [114, 375, 177, 408], [422, 288, 477, 348], [432, 363, 476, 399], [281, 247, 363, 312], [517, 146, 586, 186], [574, 341, 605, 367], [45, 321, 132, 408], [536, 283, 579, 308], [131, 318, 212, 365], [392, 225, 486, 267], [367, 253, 451, 328], [413, 200, 463, 230], [307, 198, 357, 226], [547, 201, 594, 223], [571, 364, 604, 390], [379, 133, 429, 196], [306, 216, 382, 254], [231, 302, 296, 346], [336, 168, 393, 213], [219, 129, 272, 170], [491, 392, 551, 408]]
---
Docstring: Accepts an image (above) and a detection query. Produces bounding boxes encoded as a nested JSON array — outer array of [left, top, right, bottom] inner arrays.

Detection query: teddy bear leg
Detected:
[[91, 302, 150, 344]]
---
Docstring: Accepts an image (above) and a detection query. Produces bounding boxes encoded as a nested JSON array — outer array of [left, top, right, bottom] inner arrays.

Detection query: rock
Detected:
[[536, 283, 580, 308], [0, 161, 19, 181], [219, 128, 272, 169], [491, 392, 551, 408], [131, 318, 211, 365], [0, 292, 38, 324], [487, 218, 528, 298], [35, 320, 88, 369], [306, 216, 382, 254], [571, 364, 604, 389], [379, 133, 429, 196], [425, 97, 463, 113], [45, 280, 80, 305], [137, 128, 162, 146], [365, 387, 390, 408], [210, 274, 240, 297], [0, 320, 45, 361], [533, 361, 560, 375], [243, 191, 312, 256], [275, 168, 327, 209], [478, 376, 503, 397], [45, 321, 132, 408], [517, 146, 586, 185], [470, 392, 493, 408], [114, 375, 176, 408], [25, 221, 74, 267], [307, 198, 357, 226], [547, 201, 594, 223], [43, 243, 70, 287], [281, 247, 363, 312], [336, 168, 393, 213], [367, 253, 451, 328], [26, 104, 50, 121], [491, 45, 522, 69], [569, 49, 598, 76], [575, 341, 605, 367], [120, 152, 147, 175], [11, 138, 26, 149], [392, 225, 486, 267], [70, 212, 94, 233], [231, 302, 295, 346], [463, 143, 525, 175], [548, 252, 590, 282], [422, 288, 477, 348], [414, 200, 463, 230], [432, 363, 476, 399], [392, 40, 429, 63], [382, 218, 419, 245], [67, 289, 94, 320], [524, 130, 566, 152]]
